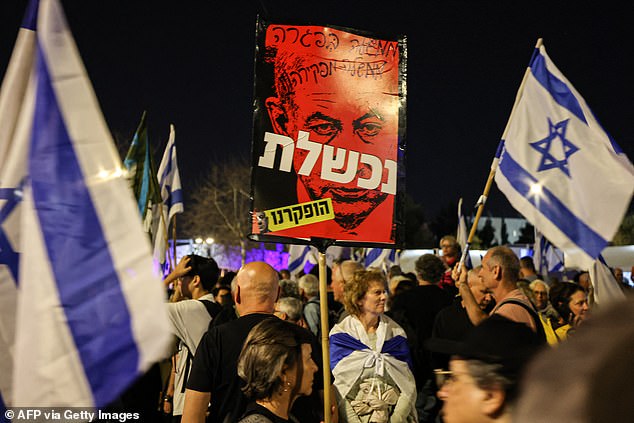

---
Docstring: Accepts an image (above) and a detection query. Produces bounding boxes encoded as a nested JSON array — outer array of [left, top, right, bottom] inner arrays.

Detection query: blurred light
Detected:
[[96, 167, 125, 181], [205, 237, 214, 244], [195, 237, 203, 244], [530, 183, 543, 195]]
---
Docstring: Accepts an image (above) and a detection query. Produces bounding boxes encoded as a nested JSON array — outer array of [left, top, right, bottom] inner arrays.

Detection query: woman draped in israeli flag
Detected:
[[330, 269, 418, 423]]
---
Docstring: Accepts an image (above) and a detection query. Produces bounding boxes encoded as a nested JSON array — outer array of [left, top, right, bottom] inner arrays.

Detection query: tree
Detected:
[[477, 218, 497, 249], [184, 156, 252, 265], [516, 222, 535, 245], [403, 194, 436, 248], [500, 218, 509, 245], [429, 200, 459, 242]]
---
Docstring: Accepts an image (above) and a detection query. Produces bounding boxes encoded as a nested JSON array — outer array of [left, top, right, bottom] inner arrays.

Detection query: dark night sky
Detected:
[[2, 1, 633, 221]]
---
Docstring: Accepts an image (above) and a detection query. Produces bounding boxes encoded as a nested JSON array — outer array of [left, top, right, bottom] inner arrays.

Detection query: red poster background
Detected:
[[249, 19, 407, 247]]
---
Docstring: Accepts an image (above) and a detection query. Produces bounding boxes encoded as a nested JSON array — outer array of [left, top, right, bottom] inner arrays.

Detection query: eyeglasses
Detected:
[[434, 369, 455, 388]]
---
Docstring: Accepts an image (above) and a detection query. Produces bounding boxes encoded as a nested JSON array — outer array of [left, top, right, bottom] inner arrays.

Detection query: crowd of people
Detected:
[[146, 235, 631, 423]]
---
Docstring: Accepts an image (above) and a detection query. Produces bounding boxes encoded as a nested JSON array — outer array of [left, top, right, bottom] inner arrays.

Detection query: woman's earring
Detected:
[[282, 380, 291, 392]]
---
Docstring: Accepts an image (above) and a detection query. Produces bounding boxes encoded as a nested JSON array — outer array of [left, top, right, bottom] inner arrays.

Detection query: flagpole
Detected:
[[459, 38, 543, 269], [172, 215, 177, 268], [159, 205, 173, 270], [317, 251, 332, 423], [311, 236, 335, 423]]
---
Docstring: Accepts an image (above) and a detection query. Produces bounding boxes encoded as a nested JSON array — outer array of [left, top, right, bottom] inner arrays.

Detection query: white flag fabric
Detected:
[[153, 124, 184, 265], [456, 197, 473, 269], [495, 43, 634, 270], [364, 248, 399, 272], [456, 198, 468, 250], [590, 256, 626, 306], [1, 0, 170, 408], [533, 228, 564, 276], [0, 0, 37, 407]]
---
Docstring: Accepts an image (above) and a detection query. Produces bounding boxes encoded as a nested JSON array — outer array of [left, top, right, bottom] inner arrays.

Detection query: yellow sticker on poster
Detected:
[[263, 198, 334, 232]]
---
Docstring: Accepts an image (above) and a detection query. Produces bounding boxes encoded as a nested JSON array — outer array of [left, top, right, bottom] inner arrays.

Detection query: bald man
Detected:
[[182, 262, 280, 423]]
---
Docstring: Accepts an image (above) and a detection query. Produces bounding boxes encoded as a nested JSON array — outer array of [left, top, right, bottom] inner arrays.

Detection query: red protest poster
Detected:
[[249, 18, 407, 247]]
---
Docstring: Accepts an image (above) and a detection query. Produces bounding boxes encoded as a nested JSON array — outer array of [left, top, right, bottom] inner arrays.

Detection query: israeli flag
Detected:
[[533, 228, 564, 276], [0, 0, 170, 408], [153, 124, 184, 265], [495, 42, 634, 270], [364, 248, 399, 272], [287, 244, 317, 278], [590, 255, 626, 306]]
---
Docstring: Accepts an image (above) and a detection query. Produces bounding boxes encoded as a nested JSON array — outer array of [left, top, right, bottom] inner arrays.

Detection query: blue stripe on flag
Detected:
[[159, 145, 174, 184], [382, 335, 413, 370], [530, 52, 587, 125], [499, 149, 607, 259], [21, 0, 39, 30], [330, 332, 368, 370], [168, 188, 183, 207], [365, 248, 383, 267], [30, 49, 139, 407], [288, 246, 310, 273], [494, 140, 505, 159], [0, 188, 20, 283]]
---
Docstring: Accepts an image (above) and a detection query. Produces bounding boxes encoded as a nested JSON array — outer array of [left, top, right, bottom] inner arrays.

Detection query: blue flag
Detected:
[[494, 42, 634, 269], [0, 0, 170, 408]]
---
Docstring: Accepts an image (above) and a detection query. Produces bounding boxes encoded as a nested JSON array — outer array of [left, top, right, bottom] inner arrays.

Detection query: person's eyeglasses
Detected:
[[434, 369, 455, 388]]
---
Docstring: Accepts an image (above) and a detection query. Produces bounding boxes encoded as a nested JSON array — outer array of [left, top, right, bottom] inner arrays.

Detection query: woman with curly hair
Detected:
[[330, 269, 417, 423], [550, 281, 590, 341]]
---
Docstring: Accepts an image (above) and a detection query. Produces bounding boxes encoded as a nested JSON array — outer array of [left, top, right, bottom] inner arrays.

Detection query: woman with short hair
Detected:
[[237, 318, 318, 423], [330, 269, 418, 423]]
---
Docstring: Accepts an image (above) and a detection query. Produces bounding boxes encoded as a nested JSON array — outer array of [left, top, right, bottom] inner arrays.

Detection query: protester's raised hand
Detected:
[[175, 255, 192, 277]]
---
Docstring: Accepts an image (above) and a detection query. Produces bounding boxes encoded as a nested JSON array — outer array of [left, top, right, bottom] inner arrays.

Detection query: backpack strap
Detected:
[[496, 298, 547, 344], [180, 299, 222, 393], [199, 298, 223, 319]]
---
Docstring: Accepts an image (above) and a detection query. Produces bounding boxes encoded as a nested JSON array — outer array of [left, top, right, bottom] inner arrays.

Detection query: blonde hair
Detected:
[[343, 269, 386, 316]]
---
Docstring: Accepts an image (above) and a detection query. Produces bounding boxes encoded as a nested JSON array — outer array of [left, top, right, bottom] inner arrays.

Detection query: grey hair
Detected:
[[529, 279, 549, 295], [487, 246, 520, 283], [276, 296, 304, 323], [298, 274, 319, 297]]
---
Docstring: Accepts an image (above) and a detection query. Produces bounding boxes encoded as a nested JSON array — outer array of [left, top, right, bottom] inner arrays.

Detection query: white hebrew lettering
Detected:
[[296, 131, 322, 176], [258, 132, 294, 172], [381, 159, 397, 195], [321, 145, 359, 183], [357, 153, 382, 190]]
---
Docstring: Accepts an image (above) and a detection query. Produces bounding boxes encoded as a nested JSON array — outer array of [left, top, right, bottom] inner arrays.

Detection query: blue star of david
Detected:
[[530, 118, 579, 178], [0, 187, 22, 284]]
